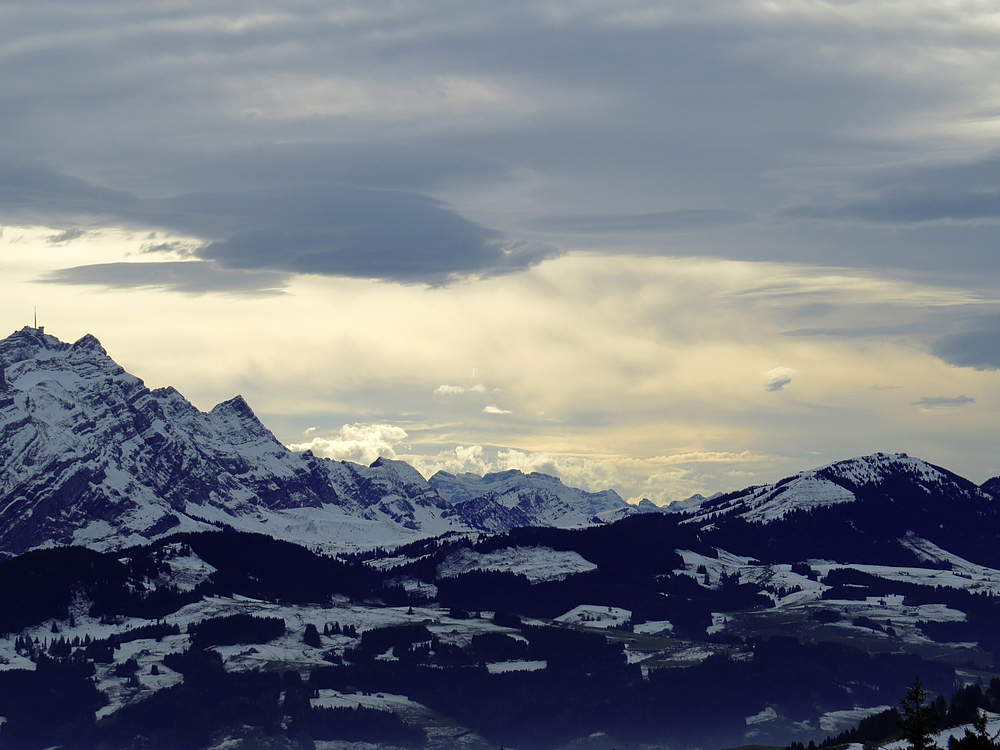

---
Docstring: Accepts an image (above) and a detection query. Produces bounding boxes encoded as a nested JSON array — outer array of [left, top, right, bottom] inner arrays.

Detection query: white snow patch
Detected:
[[677, 549, 827, 603], [437, 546, 597, 583], [666, 645, 717, 664], [312, 688, 428, 715], [556, 605, 631, 629], [155, 544, 217, 592], [634, 620, 673, 635], [706, 613, 728, 635], [387, 576, 438, 599]]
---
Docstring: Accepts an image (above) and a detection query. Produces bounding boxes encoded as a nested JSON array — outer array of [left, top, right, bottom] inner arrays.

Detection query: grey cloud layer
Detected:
[[933, 323, 1000, 372], [783, 158, 1000, 225], [525, 209, 752, 234], [1, 1, 998, 285]]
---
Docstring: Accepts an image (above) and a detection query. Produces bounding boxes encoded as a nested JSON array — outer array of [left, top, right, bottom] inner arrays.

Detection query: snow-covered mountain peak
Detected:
[[369, 457, 432, 490], [429, 467, 633, 530], [682, 452, 980, 527], [0, 329, 643, 557], [0, 326, 64, 366], [812, 452, 934, 485], [0, 327, 110, 368], [69, 332, 107, 355]]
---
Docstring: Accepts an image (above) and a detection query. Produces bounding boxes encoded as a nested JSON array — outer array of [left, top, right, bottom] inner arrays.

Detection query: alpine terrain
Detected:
[[1, 327, 1000, 750]]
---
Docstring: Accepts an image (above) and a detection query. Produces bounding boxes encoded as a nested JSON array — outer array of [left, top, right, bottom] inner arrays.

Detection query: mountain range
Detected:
[[3, 326, 1000, 750], [0, 327, 632, 558]]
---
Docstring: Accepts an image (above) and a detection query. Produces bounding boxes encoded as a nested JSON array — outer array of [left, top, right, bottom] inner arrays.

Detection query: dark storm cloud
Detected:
[[525, 209, 752, 234], [47, 227, 92, 244], [932, 319, 1000, 371], [0, 166, 555, 286], [157, 185, 551, 284]]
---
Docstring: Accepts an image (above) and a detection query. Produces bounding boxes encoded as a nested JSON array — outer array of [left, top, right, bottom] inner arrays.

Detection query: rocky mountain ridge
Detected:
[[0, 328, 634, 558]]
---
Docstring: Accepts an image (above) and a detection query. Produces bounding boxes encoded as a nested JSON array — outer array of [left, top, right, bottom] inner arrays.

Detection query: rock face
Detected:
[[0, 328, 636, 557]]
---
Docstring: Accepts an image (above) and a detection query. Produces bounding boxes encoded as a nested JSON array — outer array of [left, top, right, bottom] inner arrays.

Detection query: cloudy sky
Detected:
[[3, 0, 1000, 504]]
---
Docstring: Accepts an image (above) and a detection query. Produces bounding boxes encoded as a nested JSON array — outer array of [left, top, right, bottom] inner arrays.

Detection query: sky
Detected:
[[2, 0, 1000, 504]]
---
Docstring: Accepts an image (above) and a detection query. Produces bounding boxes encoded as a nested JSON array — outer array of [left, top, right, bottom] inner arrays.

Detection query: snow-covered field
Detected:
[[555, 605, 631, 629], [677, 548, 827, 600], [0, 596, 530, 720], [436, 546, 597, 583], [633, 620, 673, 635]]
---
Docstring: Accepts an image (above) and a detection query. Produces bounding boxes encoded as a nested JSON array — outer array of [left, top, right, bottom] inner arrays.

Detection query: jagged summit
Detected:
[[0, 329, 635, 557]]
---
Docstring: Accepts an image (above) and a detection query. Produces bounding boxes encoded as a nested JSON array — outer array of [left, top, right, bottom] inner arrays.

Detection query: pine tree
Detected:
[[900, 678, 939, 750], [303, 623, 322, 648]]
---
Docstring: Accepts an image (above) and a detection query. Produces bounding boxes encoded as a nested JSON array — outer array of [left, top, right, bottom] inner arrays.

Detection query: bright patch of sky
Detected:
[[2, 0, 1000, 504]]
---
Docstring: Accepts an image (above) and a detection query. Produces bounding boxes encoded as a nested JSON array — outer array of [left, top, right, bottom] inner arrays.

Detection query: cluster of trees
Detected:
[[90, 666, 425, 750], [0, 658, 107, 749], [13, 621, 182, 665], [793, 678, 1000, 750], [0, 530, 412, 641], [187, 613, 285, 650], [306, 619, 956, 749]]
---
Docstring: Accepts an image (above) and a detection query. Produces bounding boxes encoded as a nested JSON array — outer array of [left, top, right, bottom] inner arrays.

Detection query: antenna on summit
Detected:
[[33, 307, 43, 334]]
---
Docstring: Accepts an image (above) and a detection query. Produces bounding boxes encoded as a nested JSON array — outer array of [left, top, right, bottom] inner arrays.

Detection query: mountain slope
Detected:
[[688, 452, 1000, 566]]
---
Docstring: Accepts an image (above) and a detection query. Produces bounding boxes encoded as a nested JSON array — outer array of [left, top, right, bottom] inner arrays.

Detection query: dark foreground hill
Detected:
[[0, 477, 999, 750]]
